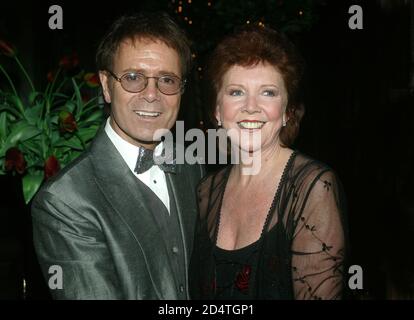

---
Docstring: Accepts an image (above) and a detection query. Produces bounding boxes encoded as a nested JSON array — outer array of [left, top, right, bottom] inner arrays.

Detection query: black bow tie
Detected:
[[134, 146, 176, 175]]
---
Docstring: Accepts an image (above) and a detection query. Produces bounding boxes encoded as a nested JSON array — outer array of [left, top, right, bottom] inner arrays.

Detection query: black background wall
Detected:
[[0, 0, 413, 299]]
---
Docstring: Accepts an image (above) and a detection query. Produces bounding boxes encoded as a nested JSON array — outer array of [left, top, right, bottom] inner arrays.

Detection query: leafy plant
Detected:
[[0, 40, 104, 203]]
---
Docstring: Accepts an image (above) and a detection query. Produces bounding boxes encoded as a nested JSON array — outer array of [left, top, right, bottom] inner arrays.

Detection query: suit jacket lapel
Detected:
[[165, 165, 197, 260], [89, 128, 178, 299]]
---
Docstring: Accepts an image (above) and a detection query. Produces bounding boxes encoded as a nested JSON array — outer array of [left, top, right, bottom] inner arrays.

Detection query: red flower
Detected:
[[59, 53, 79, 70], [81, 93, 90, 103], [235, 265, 252, 293], [84, 73, 99, 88], [59, 110, 77, 133], [47, 71, 55, 83], [5, 147, 26, 174], [72, 54, 79, 67], [0, 40, 16, 57], [44, 156, 60, 180]]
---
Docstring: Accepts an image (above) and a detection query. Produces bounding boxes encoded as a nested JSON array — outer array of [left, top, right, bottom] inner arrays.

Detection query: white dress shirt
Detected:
[[104, 118, 170, 214]]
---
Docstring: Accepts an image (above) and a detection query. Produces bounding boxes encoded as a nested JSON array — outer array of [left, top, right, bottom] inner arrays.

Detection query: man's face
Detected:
[[99, 38, 182, 149]]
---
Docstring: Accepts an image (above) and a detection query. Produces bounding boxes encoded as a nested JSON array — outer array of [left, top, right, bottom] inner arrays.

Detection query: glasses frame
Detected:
[[106, 70, 186, 95]]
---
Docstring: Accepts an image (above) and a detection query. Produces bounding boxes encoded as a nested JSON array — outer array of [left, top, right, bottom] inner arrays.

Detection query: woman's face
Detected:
[[216, 62, 288, 154]]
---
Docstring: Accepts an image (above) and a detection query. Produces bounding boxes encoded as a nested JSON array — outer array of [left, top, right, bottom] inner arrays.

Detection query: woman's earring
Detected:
[[217, 119, 222, 127], [282, 115, 287, 127]]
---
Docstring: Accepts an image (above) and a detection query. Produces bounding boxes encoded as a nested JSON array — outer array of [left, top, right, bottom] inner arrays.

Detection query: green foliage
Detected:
[[0, 49, 104, 203]]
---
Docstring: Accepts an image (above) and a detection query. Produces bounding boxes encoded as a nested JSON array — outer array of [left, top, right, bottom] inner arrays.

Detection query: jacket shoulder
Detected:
[[33, 149, 95, 204]]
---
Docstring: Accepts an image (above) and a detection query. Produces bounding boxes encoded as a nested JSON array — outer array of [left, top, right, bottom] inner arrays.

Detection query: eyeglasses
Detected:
[[106, 70, 185, 95]]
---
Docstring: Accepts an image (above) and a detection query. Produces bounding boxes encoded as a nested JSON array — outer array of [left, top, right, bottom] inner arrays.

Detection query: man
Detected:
[[32, 12, 204, 299]]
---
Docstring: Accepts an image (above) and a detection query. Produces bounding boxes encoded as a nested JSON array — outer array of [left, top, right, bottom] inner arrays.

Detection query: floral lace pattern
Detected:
[[189, 151, 348, 300]]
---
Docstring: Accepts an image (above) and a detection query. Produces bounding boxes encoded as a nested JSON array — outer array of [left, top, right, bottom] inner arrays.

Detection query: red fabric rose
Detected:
[[59, 110, 77, 133], [47, 71, 55, 83], [84, 73, 99, 88], [59, 53, 79, 70], [44, 156, 60, 179], [0, 40, 16, 57], [5, 147, 26, 174], [235, 265, 252, 293]]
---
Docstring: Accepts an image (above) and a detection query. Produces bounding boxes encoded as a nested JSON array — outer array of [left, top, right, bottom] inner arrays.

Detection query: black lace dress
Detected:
[[189, 151, 348, 300], [213, 237, 261, 299]]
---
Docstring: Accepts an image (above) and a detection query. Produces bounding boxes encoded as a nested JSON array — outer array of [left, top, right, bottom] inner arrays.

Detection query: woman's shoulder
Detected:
[[293, 151, 333, 170], [290, 151, 340, 188]]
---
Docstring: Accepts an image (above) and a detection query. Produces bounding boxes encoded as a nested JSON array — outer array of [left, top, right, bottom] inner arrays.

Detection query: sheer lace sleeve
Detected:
[[291, 170, 346, 300]]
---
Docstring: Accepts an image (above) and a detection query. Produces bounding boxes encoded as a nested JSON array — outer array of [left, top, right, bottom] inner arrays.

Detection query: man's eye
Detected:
[[229, 90, 243, 96], [160, 76, 177, 85], [125, 73, 141, 81]]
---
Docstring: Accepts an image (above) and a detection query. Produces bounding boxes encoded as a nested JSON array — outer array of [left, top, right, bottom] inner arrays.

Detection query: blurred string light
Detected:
[[173, 0, 195, 25], [23, 278, 26, 299], [173, 0, 306, 27], [246, 20, 265, 27]]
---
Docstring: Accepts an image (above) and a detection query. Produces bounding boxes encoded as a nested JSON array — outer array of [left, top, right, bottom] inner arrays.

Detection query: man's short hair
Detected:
[[96, 12, 192, 78]]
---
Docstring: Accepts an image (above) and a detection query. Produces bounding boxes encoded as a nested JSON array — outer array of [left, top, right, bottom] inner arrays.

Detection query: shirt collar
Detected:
[[104, 117, 163, 173]]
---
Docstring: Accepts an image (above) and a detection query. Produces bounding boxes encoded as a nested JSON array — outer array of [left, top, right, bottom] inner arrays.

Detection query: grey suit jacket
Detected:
[[31, 127, 204, 299]]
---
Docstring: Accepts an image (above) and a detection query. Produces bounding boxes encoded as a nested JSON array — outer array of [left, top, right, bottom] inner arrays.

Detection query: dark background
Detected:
[[0, 0, 413, 299]]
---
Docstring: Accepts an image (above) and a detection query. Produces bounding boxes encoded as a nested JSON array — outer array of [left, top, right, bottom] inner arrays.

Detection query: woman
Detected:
[[189, 25, 348, 300]]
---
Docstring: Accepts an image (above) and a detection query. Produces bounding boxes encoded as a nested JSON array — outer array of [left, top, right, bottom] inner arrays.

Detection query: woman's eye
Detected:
[[263, 90, 278, 97], [229, 89, 243, 96]]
